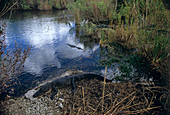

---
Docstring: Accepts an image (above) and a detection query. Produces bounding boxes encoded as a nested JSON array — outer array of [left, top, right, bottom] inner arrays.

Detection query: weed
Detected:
[[0, 23, 30, 99]]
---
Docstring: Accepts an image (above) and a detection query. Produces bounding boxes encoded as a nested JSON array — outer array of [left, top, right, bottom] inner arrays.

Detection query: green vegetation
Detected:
[[0, 0, 73, 10], [108, 0, 169, 79], [0, 0, 169, 114], [67, 0, 116, 24], [67, 1, 169, 112], [20, 0, 31, 10], [0, 0, 169, 94], [53, 0, 68, 9], [68, 0, 169, 82]]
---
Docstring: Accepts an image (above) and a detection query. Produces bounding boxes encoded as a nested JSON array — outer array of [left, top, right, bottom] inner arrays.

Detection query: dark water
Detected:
[[0, 10, 103, 96]]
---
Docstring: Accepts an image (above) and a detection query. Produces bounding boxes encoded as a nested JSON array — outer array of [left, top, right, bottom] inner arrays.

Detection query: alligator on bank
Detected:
[[32, 72, 111, 100]]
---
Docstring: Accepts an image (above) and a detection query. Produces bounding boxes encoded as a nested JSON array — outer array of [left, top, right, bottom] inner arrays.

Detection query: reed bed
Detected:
[[61, 78, 169, 114]]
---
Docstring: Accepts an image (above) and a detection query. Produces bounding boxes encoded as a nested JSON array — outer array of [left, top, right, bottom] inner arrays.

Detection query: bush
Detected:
[[0, 23, 30, 99], [67, 0, 116, 24], [101, 0, 169, 75]]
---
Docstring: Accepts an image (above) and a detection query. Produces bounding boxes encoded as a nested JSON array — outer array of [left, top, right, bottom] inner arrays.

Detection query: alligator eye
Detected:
[[39, 88, 42, 91]]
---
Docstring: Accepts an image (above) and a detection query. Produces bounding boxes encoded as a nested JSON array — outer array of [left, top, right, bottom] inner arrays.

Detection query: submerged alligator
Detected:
[[26, 72, 112, 100], [67, 43, 83, 50]]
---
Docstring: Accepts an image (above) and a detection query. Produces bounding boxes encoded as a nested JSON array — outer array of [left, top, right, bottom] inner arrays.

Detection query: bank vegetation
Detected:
[[0, 0, 169, 114]]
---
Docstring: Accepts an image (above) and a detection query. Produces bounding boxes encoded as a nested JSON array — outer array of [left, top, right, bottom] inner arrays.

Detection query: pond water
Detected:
[[1, 10, 104, 96]]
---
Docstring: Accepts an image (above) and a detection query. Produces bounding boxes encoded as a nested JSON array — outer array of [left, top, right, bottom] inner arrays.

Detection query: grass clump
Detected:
[[98, 0, 169, 80], [67, 0, 116, 24]]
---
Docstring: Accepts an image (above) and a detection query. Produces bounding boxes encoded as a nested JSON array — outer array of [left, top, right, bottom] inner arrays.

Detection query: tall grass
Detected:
[[67, 0, 116, 24], [102, 0, 169, 76], [68, 0, 169, 79]]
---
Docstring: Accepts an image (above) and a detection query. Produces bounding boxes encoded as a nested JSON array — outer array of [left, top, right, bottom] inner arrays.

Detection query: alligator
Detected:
[[67, 43, 83, 50], [32, 72, 111, 100]]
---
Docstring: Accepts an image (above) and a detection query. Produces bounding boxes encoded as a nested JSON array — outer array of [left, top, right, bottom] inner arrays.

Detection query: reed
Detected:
[[61, 79, 169, 114], [68, 0, 169, 78], [99, 0, 169, 77], [67, 0, 115, 23]]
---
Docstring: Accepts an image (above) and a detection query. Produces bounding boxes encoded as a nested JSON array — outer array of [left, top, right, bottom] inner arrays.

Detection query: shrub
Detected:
[[0, 23, 30, 99], [67, 0, 116, 24], [98, 0, 169, 80]]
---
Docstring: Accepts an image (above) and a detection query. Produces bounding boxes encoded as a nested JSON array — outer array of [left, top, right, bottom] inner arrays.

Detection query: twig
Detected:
[[112, 104, 121, 114], [126, 96, 136, 107], [148, 95, 154, 108], [93, 99, 102, 114], [0, 2, 18, 18], [77, 107, 82, 115], [114, 91, 136, 108], [88, 105, 96, 111], [123, 106, 161, 114], [105, 91, 136, 114], [102, 66, 107, 112], [104, 98, 117, 115], [122, 102, 143, 110], [82, 87, 86, 115]]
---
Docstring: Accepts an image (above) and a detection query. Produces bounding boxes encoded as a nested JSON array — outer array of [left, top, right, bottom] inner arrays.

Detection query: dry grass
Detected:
[[58, 68, 170, 114], [0, 1, 17, 17], [0, 76, 169, 114], [60, 79, 169, 114]]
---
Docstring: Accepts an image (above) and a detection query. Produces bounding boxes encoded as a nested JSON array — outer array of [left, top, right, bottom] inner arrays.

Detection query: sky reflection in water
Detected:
[[3, 11, 100, 76]]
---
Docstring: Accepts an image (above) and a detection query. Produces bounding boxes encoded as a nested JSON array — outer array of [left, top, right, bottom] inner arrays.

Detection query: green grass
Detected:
[[68, 0, 169, 80]]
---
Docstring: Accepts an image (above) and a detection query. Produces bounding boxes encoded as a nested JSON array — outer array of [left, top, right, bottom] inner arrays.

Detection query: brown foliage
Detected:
[[61, 79, 169, 114], [0, 23, 30, 98]]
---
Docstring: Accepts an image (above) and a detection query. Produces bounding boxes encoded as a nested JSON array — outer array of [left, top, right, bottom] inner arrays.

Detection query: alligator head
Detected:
[[33, 82, 51, 98]]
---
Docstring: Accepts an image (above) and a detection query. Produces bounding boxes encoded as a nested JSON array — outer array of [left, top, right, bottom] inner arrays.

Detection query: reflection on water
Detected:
[[1, 10, 100, 77], [24, 46, 61, 74]]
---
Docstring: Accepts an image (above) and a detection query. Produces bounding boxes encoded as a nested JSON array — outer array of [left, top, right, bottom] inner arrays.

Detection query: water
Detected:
[[1, 10, 103, 96]]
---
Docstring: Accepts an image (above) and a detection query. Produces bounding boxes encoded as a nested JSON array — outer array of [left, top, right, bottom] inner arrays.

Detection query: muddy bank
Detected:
[[1, 78, 169, 114]]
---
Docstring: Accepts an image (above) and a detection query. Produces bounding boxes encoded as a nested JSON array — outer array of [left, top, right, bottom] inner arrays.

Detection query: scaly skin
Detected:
[[33, 72, 111, 100]]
